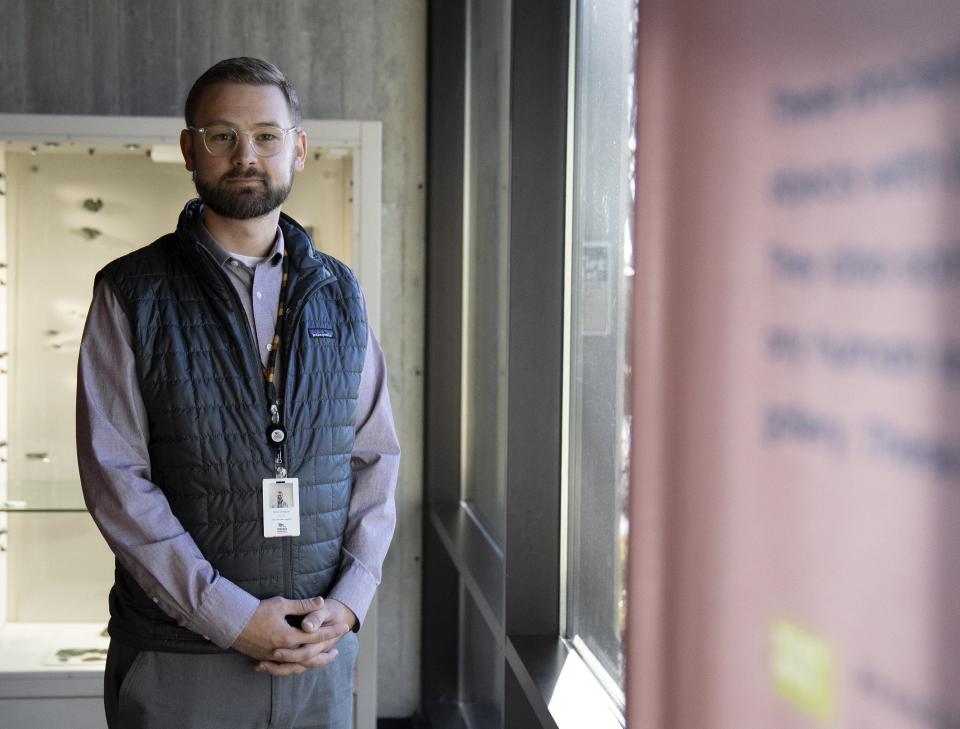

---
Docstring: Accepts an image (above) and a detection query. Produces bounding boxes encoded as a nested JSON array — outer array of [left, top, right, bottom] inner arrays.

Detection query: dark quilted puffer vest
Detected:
[[99, 201, 366, 652]]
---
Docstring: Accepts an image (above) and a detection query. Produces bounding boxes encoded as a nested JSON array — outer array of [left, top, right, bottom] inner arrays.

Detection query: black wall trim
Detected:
[[423, 0, 467, 712], [504, 0, 569, 639]]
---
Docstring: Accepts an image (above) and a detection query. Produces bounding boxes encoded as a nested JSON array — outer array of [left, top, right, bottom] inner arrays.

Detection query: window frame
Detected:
[[423, 0, 627, 726]]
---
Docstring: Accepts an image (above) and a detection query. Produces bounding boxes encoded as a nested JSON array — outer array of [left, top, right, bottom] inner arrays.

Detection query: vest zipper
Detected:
[[199, 240, 337, 601], [195, 244, 287, 593]]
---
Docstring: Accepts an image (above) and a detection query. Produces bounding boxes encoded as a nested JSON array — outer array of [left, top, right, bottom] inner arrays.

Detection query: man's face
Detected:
[[180, 83, 307, 220]]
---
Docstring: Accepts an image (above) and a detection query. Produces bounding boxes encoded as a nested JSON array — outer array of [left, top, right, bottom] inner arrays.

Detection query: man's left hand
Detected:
[[255, 598, 358, 676]]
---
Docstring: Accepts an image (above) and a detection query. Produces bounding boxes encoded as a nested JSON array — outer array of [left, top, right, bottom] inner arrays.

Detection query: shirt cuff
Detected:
[[184, 576, 260, 650], [326, 561, 380, 631]]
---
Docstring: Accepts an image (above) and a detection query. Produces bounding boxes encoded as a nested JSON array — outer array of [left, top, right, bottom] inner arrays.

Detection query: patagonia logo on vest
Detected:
[[309, 327, 335, 339]]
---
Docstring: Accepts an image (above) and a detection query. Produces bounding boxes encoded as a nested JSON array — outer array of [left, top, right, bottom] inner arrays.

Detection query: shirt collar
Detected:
[[192, 204, 285, 268]]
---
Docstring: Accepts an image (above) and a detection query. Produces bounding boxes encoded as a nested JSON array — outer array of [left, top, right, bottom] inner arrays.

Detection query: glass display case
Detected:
[[0, 138, 188, 729], [0, 124, 365, 728]]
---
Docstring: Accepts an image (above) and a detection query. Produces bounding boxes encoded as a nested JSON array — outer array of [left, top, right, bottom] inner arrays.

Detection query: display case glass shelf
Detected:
[[1, 480, 86, 512]]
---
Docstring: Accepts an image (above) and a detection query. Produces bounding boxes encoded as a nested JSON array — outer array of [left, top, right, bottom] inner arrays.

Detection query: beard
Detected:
[[193, 165, 294, 220]]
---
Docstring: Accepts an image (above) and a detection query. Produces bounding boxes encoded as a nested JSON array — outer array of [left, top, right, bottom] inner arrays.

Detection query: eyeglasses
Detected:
[[188, 124, 299, 158]]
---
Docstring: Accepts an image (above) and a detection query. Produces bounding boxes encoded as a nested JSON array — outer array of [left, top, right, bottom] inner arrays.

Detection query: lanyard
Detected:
[[263, 254, 291, 477]]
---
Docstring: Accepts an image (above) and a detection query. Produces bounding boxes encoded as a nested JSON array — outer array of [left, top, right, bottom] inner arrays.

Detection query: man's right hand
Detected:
[[232, 595, 345, 673]]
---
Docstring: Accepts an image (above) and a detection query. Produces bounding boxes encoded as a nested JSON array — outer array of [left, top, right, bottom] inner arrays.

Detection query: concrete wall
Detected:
[[0, 0, 425, 717]]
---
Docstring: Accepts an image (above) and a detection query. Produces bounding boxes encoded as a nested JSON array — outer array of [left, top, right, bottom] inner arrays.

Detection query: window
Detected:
[[564, 0, 637, 701], [424, 0, 632, 724]]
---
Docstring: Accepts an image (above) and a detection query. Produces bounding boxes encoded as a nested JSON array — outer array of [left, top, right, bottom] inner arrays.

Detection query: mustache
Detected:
[[220, 170, 268, 182]]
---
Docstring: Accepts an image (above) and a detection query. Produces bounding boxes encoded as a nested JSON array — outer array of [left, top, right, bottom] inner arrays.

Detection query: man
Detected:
[[76, 57, 399, 729]]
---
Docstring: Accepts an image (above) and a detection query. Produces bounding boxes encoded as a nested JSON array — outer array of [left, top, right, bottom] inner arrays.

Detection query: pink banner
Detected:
[[629, 3, 960, 727]]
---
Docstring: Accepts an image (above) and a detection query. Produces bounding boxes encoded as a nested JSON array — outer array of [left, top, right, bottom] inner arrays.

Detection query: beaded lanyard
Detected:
[[264, 253, 291, 477]]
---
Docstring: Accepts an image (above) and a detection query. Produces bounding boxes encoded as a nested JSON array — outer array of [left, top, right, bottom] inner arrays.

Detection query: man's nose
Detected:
[[231, 133, 259, 164]]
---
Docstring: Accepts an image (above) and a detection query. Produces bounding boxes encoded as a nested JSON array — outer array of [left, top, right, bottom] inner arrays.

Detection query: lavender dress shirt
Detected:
[[76, 216, 399, 650]]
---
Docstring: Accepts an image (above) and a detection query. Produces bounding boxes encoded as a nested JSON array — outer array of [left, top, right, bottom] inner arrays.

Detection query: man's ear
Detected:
[[293, 129, 307, 172], [180, 128, 196, 172]]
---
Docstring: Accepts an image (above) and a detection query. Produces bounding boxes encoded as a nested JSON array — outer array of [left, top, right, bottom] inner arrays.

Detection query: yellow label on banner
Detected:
[[770, 619, 837, 721]]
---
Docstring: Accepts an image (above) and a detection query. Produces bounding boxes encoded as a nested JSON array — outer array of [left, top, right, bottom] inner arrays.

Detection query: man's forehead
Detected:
[[192, 83, 292, 124]]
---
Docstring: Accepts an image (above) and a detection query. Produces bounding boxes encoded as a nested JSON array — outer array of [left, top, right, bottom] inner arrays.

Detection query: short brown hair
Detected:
[[184, 57, 302, 128]]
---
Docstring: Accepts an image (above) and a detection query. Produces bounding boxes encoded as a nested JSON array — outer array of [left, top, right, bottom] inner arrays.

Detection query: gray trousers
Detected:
[[104, 634, 358, 729]]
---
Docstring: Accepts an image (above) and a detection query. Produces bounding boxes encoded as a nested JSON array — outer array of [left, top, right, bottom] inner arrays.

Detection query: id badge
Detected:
[[262, 478, 300, 537]]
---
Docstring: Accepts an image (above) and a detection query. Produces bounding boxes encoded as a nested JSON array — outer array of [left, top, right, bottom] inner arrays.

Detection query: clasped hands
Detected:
[[233, 595, 357, 676]]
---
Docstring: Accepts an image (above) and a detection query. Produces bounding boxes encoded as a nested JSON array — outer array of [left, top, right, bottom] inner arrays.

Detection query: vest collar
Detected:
[[175, 199, 335, 293]]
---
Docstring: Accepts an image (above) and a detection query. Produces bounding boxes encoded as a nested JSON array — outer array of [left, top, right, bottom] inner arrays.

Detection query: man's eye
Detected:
[[211, 132, 237, 143], [256, 133, 279, 142]]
